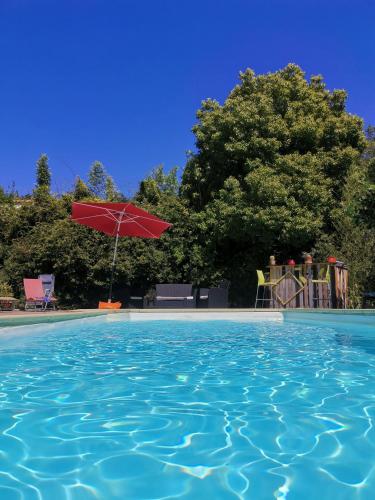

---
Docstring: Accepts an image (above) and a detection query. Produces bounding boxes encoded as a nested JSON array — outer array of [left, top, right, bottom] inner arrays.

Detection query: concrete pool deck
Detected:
[[0, 308, 374, 329]]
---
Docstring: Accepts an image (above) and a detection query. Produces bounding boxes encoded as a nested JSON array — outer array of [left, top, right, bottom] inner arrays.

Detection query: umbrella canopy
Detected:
[[71, 202, 171, 302], [71, 202, 171, 238]]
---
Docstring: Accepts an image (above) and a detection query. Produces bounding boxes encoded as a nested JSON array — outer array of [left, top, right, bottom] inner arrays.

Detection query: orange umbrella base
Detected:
[[98, 301, 122, 309]]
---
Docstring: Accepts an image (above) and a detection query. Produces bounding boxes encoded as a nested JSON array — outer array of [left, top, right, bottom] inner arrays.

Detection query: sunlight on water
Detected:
[[0, 318, 374, 499]]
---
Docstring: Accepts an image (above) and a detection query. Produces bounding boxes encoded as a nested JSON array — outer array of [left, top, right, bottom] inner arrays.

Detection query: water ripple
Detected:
[[0, 319, 374, 498]]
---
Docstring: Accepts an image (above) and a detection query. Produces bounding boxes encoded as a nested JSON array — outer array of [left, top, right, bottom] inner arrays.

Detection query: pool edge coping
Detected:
[[0, 308, 374, 329]]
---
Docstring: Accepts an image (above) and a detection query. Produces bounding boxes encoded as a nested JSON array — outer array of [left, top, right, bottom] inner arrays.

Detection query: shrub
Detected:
[[0, 281, 13, 297]]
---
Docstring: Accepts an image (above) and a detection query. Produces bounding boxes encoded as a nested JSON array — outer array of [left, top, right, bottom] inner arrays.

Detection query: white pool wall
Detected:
[[106, 311, 283, 322]]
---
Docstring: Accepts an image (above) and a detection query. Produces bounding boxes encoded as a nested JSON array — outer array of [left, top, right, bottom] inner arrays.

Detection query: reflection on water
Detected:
[[335, 332, 375, 355], [0, 319, 374, 499]]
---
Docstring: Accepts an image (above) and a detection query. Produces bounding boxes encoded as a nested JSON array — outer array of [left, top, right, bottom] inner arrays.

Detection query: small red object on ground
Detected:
[[287, 259, 296, 266]]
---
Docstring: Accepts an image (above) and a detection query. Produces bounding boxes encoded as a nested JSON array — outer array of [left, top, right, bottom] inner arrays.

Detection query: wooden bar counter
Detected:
[[267, 262, 348, 309]]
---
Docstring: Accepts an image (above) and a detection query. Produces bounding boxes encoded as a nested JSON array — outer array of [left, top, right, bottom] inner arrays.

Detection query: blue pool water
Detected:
[[0, 316, 374, 499]]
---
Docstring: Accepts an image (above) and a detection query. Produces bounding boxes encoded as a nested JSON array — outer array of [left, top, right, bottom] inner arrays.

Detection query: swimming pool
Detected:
[[0, 314, 374, 499]]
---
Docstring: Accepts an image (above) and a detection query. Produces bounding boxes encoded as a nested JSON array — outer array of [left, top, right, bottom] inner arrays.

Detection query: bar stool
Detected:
[[312, 266, 331, 307], [255, 270, 279, 308]]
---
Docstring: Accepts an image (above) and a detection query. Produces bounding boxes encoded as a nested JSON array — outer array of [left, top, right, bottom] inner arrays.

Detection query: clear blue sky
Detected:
[[0, 0, 374, 195]]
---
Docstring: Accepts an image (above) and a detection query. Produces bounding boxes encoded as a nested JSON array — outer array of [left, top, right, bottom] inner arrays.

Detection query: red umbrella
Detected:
[[71, 202, 171, 302]]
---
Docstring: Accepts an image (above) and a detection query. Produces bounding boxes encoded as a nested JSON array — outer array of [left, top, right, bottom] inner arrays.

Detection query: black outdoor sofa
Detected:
[[128, 281, 230, 309], [198, 279, 230, 308], [149, 284, 197, 308]]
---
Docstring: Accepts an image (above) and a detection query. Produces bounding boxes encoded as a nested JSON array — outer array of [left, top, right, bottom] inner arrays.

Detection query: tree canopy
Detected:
[[35, 154, 51, 190], [182, 65, 365, 209], [180, 64, 370, 302]]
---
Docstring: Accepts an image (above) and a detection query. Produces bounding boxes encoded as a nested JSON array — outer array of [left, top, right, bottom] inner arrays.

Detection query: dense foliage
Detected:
[[0, 65, 374, 307], [181, 64, 373, 303]]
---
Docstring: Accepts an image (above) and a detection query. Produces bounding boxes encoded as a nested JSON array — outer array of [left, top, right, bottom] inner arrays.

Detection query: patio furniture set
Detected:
[[128, 281, 230, 309], [0, 277, 230, 312], [255, 261, 348, 309], [0, 274, 57, 312]]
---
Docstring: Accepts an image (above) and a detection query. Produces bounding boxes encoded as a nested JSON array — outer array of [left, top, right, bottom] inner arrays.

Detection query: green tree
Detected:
[[0, 186, 16, 204], [136, 178, 161, 205], [182, 64, 365, 211], [87, 161, 123, 201], [73, 177, 91, 200], [33, 154, 52, 201], [181, 64, 366, 304], [136, 165, 179, 205], [35, 154, 51, 190], [105, 175, 122, 201], [314, 125, 375, 306], [88, 161, 107, 198], [358, 126, 375, 228], [151, 165, 179, 195]]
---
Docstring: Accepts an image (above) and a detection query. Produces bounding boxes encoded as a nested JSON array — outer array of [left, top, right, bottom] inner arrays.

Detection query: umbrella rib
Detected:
[[73, 202, 170, 236], [73, 214, 116, 222], [104, 209, 121, 222], [73, 202, 169, 225], [79, 202, 134, 218], [120, 213, 170, 226], [108, 212, 158, 237], [126, 217, 159, 238], [119, 214, 160, 237], [73, 202, 124, 221]]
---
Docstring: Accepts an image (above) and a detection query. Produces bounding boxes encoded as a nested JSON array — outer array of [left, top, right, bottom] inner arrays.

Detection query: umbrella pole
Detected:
[[108, 233, 120, 302], [108, 213, 123, 303]]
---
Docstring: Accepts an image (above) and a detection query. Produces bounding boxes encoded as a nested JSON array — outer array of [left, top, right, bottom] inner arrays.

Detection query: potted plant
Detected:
[[327, 256, 337, 264], [302, 252, 313, 264]]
